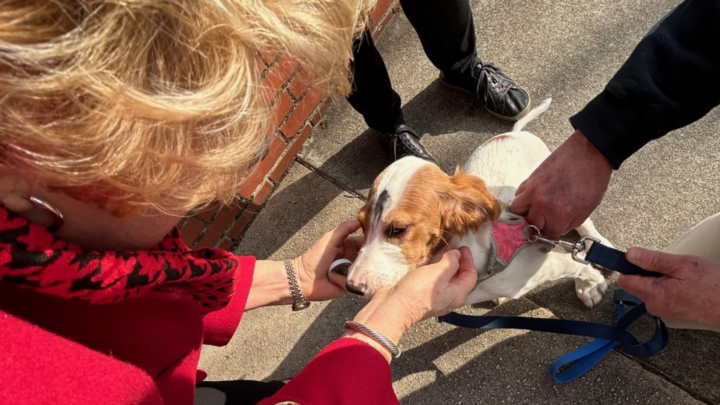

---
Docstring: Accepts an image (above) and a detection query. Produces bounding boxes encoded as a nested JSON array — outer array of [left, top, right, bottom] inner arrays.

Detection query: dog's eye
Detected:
[[387, 225, 407, 238]]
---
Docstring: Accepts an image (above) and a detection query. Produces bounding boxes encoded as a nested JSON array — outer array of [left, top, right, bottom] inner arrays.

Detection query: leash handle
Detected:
[[585, 243, 662, 277]]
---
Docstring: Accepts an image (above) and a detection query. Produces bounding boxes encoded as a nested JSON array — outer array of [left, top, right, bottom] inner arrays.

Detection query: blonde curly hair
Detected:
[[0, 0, 372, 215]]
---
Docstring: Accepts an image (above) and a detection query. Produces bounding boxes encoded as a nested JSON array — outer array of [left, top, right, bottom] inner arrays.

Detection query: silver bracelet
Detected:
[[283, 260, 310, 311], [345, 320, 402, 358]]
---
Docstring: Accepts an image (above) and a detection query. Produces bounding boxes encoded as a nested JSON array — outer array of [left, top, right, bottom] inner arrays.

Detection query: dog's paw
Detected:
[[575, 278, 608, 308], [492, 297, 511, 306]]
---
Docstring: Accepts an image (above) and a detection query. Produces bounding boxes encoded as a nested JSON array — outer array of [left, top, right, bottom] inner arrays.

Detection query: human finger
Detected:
[[324, 220, 361, 245], [525, 208, 547, 234], [626, 248, 689, 277], [451, 246, 477, 294], [510, 186, 531, 215], [433, 249, 462, 283], [541, 215, 571, 238], [328, 270, 349, 292], [616, 273, 664, 303], [340, 236, 364, 260]]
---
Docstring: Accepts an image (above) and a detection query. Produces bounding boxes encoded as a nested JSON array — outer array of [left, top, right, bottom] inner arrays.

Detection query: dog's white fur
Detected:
[[348, 98, 612, 307]]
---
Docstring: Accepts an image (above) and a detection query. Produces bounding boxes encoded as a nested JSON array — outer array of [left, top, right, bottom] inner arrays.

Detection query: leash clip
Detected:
[[524, 225, 600, 264]]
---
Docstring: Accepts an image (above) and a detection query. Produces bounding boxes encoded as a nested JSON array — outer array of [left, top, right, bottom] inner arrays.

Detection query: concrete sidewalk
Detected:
[[199, 0, 720, 403]]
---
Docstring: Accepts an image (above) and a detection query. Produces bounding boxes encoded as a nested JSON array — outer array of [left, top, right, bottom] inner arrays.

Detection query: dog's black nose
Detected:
[[346, 281, 365, 296]]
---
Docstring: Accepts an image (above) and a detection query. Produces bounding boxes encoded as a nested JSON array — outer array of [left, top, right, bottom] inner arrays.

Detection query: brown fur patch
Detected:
[[365, 164, 500, 271]]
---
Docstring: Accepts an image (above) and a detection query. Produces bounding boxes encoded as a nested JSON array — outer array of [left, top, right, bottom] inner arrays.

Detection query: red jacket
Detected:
[[0, 256, 398, 405]]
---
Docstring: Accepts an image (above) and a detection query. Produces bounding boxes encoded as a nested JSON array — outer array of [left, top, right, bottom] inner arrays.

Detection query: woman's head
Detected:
[[0, 0, 372, 216]]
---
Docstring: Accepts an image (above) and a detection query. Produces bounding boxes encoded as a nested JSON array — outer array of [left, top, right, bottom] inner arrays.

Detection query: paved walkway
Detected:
[[199, 0, 720, 403]]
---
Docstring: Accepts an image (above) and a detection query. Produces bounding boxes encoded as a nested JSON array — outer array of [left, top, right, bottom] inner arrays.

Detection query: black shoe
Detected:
[[440, 59, 531, 121], [378, 124, 437, 164]]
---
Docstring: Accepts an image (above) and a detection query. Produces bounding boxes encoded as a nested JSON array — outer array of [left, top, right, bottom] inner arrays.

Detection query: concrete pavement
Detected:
[[198, 0, 720, 403]]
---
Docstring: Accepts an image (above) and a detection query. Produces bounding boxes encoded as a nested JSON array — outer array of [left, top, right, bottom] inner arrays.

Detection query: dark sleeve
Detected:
[[569, 0, 720, 169]]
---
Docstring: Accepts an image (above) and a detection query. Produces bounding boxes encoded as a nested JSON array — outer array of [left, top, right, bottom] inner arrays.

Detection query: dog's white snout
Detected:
[[344, 250, 378, 297]]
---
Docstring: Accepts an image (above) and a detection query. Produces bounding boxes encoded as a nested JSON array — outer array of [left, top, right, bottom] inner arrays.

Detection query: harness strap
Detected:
[[438, 245, 669, 383]]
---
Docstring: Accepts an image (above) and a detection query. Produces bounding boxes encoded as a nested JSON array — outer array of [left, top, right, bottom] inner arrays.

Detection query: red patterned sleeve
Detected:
[[202, 255, 256, 346], [258, 338, 399, 405]]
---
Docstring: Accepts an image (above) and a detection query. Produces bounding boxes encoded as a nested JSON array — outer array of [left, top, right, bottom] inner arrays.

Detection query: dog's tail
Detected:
[[512, 98, 552, 132]]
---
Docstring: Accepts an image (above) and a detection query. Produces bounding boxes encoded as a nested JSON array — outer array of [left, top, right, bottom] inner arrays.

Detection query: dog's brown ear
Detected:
[[439, 168, 501, 234]]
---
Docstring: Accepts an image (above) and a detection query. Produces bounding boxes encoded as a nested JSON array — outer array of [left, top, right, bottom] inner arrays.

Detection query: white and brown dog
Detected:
[[346, 99, 612, 307]]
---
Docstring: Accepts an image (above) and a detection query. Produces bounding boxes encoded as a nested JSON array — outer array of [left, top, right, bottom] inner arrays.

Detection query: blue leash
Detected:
[[438, 241, 669, 383]]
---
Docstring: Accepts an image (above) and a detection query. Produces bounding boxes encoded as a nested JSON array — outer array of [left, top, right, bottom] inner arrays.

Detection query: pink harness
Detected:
[[491, 220, 530, 264], [487, 212, 550, 276]]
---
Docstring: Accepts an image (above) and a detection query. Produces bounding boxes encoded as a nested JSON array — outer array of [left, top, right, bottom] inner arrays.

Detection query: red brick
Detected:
[[181, 218, 207, 247], [310, 109, 323, 126], [310, 97, 332, 126], [273, 91, 294, 128], [281, 89, 323, 138], [370, 0, 394, 27], [302, 88, 324, 113], [262, 56, 298, 98], [226, 211, 257, 240], [288, 76, 308, 100], [319, 96, 332, 115], [252, 180, 275, 207], [196, 205, 242, 248], [217, 238, 233, 251], [261, 51, 278, 67], [280, 110, 304, 139], [237, 136, 287, 198], [194, 204, 219, 223], [373, 7, 395, 39], [270, 125, 312, 182]]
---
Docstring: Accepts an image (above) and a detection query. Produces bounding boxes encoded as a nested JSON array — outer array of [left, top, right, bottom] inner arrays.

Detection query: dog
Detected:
[[345, 99, 612, 307]]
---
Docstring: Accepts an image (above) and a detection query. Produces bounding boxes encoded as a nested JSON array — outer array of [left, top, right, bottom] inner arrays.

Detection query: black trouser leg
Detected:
[[196, 380, 285, 405], [399, 0, 477, 77], [346, 29, 406, 133]]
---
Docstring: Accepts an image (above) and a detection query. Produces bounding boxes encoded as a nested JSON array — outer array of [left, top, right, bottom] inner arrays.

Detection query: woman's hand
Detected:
[[618, 247, 720, 327], [295, 220, 364, 302], [380, 246, 479, 323], [344, 247, 477, 361]]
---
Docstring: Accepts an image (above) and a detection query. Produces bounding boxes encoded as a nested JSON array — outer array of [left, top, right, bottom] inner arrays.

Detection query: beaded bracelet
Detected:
[[283, 260, 310, 311]]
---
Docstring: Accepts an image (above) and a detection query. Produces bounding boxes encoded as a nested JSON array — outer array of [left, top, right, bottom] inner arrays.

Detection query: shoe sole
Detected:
[[439, 75, 533, 122]]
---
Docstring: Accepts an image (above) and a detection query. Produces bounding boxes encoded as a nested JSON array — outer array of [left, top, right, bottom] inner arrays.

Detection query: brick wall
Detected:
[[181, 0, 401, 250]]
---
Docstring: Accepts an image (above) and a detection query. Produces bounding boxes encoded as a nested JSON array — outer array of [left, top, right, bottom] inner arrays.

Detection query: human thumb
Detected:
[[451, 246, 477, 294], [626, 247, 682, 276]]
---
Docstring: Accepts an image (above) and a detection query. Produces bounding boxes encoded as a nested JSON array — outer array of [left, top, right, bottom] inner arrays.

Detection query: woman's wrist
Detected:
[[244, 260, 295, 310], [350, 293, 418, 344], [340, 294, 418, 362], [293, 256, 314, 300], [342, 330, 395, 362]]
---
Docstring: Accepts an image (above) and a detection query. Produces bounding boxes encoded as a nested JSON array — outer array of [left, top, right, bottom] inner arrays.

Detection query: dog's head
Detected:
[[345, 157, 501, 297]]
